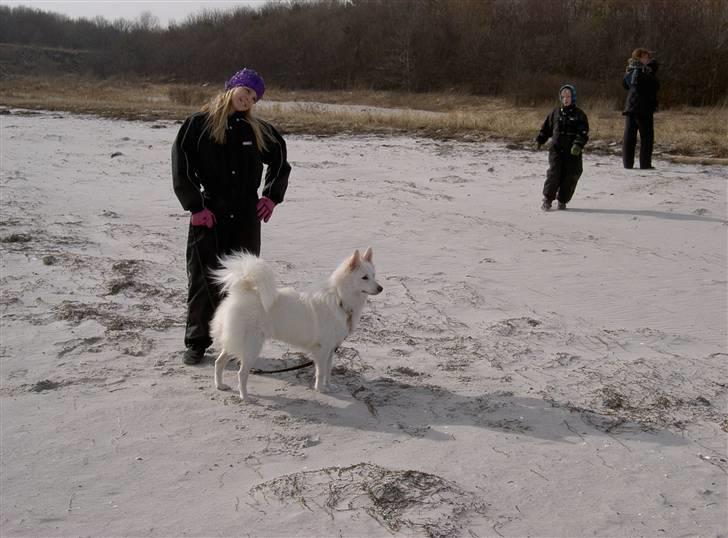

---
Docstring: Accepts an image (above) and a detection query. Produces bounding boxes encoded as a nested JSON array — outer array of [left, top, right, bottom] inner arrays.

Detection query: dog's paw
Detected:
[[325, 383, 341, 392], [216, 383, 231, 392], [238, 393, 257, 403]]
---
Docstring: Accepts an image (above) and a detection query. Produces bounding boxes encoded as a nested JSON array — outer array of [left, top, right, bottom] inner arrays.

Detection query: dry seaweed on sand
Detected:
[[250, 462, 487, 537]]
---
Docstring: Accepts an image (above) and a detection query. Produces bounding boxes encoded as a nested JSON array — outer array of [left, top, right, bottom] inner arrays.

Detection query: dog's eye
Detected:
[[362, 276, 369, 280]]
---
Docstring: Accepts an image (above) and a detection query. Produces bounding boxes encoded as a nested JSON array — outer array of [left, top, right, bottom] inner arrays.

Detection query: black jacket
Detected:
[[536, 105, 589, 152], [623, 59, 659, 115], [172, 111, 291, 214]]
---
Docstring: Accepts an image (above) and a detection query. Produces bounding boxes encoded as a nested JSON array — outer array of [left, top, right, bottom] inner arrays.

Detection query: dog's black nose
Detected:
[[376, 285, 383, 293]]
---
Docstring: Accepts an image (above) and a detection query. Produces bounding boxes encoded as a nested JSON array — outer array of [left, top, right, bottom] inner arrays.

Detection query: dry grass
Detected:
[[0, 76, 199, 120], [1, 76, 726, 161]]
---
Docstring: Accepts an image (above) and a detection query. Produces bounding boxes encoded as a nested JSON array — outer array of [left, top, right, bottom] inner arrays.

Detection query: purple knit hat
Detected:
[[224, 68, 265, 100]]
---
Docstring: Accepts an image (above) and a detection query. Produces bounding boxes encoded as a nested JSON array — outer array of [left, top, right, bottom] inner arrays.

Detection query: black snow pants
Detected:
[[622, 112, 654, 169], [543, 148, 583, 204], [184, 207, 260, 350]]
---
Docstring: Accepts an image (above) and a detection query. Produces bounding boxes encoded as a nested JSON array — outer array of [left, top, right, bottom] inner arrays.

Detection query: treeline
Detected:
[[1, 0, 727, 107]]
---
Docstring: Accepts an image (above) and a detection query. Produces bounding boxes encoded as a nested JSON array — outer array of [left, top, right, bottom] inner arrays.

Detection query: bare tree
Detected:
[[1, 0, 726, 106]]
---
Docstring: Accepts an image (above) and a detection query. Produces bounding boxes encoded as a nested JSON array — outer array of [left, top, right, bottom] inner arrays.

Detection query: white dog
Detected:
[[210, 248, 383, 401]]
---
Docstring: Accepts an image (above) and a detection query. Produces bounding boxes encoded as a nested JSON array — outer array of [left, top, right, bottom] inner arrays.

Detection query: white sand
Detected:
[[1, 109, 726, 537]]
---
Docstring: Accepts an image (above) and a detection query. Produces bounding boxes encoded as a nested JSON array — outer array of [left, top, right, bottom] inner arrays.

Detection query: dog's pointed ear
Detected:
[[363, 247, 373, 263], [348, 249, 361, 271]]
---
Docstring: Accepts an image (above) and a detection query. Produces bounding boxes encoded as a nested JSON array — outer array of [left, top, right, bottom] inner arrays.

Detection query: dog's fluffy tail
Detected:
[[212, 251, 278, 312]]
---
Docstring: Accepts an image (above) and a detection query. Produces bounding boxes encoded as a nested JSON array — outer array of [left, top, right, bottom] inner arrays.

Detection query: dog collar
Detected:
[[339, 300, 353, 332]]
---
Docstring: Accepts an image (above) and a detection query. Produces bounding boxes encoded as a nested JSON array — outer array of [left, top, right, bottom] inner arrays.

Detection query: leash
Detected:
[[250, 360, 313, 375]]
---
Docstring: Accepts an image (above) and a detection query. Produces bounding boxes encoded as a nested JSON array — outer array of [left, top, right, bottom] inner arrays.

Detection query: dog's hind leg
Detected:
[[237, 332, 264, 402], [214, 351, 232, 391]]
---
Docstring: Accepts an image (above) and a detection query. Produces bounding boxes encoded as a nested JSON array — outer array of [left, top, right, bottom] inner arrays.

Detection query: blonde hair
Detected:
[[201, 89, 271, 151]]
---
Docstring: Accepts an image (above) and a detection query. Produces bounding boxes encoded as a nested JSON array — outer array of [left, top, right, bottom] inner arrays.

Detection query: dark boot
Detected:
[[541, 198, 552, 211], [183, 346, 206, 365]]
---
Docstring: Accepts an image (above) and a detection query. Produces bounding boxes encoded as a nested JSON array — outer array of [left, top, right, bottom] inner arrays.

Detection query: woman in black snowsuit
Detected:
[[622, 48, 660, 169], [535, 84, 590, 211], [172, 68, 291, 365]]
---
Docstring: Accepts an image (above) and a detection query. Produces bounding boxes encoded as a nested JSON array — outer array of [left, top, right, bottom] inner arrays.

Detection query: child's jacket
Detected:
[[536, 105, 590, 153], [622, 59, 660, 115]]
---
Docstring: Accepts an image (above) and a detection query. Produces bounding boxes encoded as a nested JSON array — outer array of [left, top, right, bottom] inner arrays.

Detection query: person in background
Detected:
[[622, 48, 660, 169], [535, 84, 590, 211], [172, 68, 291, 365]]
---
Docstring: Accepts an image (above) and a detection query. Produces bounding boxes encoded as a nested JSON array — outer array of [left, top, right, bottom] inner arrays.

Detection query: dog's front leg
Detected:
[[313, 346, 332, 392], [324, 347, 340, 392], [314, 347, 338, 393], [313, 354, 325, 393]]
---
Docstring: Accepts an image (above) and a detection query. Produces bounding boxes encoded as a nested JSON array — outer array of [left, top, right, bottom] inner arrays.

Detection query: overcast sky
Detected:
[[1, 1, 267, 27]]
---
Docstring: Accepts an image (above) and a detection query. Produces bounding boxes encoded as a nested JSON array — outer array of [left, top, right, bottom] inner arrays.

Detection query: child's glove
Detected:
[[256, 196, 275, 223], [190, 208, 216, 228], [570, 145, 582, 156]]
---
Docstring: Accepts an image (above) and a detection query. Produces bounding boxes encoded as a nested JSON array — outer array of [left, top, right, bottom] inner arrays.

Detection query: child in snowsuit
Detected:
[[535, 84, 589, 211]]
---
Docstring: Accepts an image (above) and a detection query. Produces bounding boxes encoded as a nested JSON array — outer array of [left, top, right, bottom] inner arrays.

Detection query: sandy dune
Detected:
[[1, 109, 726, 537]]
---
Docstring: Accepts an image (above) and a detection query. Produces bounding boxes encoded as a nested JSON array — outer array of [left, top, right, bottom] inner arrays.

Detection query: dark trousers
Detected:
[[184, 209, 260, 349], [622, 113, 654, 169], [543, 148, 583, 204]]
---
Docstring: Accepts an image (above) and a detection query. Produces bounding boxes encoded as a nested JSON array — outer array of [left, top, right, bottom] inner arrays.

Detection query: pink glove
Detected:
[[256, 197, 275, 223], [190, 208, 216, 228]]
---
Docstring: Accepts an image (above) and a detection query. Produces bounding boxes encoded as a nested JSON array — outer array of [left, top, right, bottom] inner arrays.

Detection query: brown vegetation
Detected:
[[1, 76, 726, 161], [1, 0, 726, 160], [1, 0, 727, 107]]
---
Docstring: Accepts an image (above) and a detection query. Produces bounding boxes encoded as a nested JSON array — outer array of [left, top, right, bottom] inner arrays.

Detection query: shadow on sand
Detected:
[[567, 207, 726, 223], [243, 366, 691, 448]]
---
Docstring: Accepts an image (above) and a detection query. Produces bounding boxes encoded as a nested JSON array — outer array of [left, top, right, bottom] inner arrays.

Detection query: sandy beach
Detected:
[[1, 108, 726, 537]]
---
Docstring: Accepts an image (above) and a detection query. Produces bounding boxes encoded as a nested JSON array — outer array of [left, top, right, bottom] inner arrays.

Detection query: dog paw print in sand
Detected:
[[250, 462, 486, 536]]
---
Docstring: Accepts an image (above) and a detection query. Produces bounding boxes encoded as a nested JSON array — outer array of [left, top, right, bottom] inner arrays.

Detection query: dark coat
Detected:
[[536, 105, 590, 152], [172, 111, 291, 214], [623, 59, 660, 115]]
